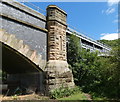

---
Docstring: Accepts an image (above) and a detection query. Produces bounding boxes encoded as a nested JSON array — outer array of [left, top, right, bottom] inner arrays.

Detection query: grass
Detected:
[[92, 95, 107, 100], [89, 92, 108, 100], [58, 92, 88, 100]]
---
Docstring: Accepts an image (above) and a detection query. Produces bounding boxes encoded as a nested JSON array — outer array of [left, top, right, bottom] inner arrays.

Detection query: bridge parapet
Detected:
[[1, 0, 47, 62], [1, 0, 46, 21]]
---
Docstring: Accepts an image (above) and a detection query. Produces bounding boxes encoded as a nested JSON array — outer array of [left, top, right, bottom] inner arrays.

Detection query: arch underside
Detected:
[[1, 42, 43, 74], [0, 29, 45, 74]]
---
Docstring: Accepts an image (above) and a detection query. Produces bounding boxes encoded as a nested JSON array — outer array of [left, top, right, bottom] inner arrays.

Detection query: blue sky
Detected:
[[23, 1, 118, 40]]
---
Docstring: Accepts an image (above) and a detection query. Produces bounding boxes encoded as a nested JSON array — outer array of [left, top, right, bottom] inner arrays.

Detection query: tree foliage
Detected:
[[67, 34, 120, 99], [97, 39, 118, 48]]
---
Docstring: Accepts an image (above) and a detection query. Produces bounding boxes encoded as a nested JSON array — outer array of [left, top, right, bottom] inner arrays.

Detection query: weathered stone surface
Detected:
[[45, 61, 75, 92], [1, 0, 46, 28], [45, 5, 74, 94], [1, 1, 75, 95], [0, 1, 47, 61], [0, 29, 45, 70]]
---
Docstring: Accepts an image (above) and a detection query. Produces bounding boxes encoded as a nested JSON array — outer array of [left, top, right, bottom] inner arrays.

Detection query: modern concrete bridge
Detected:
[[0, 0, 111, 95], [67, 27, 111, 54]]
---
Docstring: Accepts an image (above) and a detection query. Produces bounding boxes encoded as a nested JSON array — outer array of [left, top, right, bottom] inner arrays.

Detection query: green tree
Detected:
[[98, 39, 120, 98], [67, 34, 120, 99], [97, 39, 118, 48], [67, 34, 100, 89], [67, 33, 81, 66], [106, 38, 120, 98]]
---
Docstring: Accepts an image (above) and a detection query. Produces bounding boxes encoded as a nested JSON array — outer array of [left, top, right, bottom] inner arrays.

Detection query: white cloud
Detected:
[[102, 0, 118, 15], [101, 33, 107, 36], [107, 0, 119, 6], [105, 8, 115, 14], [113, 19, 120, 23], [100, 33, 118, 40]]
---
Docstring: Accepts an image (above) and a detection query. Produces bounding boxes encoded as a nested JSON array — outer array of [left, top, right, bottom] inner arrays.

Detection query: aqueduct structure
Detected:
[[0, 0, 111, 94]]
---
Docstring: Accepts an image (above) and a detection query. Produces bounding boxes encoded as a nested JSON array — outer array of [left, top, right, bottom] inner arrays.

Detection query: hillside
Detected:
[[97, 39, 118, 48]]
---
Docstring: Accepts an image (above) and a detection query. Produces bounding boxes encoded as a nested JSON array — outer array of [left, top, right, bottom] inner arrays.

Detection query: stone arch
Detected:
[[0, 29, 45, 72], [0, 29, 45, 94]]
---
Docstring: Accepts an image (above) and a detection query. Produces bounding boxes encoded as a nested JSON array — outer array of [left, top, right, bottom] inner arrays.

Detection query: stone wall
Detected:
[[47, 5, 67, 61], [0, 1, 47, 62], [1, 1, 48, 94], [0, 1, 75, 94], [45, 5, 74, 93], [0, 29, 45, 70], [47, 21, 67, 61]]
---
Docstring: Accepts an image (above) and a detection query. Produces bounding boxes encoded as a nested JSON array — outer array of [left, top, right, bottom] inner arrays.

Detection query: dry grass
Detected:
[[1, 93, 50, 100]]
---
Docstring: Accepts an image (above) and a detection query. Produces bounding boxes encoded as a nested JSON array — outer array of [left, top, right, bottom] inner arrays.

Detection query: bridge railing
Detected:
[[67, 25, 111, 50], [15, 0, 46, 16], [67, 24, 95, 40]]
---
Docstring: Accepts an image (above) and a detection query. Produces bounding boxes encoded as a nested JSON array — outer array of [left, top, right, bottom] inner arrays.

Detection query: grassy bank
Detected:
[[58, 92, 88, 100]]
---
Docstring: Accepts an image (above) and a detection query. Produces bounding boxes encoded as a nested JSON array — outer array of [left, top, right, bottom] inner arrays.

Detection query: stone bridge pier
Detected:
[[1, 0, 75, 95], [45, 5, 74, 94]]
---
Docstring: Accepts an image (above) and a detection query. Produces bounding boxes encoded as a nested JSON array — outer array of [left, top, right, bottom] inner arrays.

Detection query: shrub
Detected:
[[50, 86, 81, 99]]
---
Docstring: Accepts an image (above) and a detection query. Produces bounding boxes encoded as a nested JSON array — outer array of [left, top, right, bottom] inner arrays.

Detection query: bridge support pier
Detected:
[[45, 5, 74, 94], [45, 60, 74, 93]]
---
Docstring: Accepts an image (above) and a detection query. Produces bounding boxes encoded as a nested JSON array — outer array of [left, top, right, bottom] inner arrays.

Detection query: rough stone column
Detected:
[[45, 5, 74, 93]]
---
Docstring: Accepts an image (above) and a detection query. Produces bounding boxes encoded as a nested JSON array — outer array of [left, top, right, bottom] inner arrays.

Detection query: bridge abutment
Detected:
[[45, 5, 74, 94]]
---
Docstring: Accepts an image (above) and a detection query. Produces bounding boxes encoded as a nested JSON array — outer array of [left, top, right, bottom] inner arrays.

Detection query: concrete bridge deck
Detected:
[[67, 27, 111, 54]]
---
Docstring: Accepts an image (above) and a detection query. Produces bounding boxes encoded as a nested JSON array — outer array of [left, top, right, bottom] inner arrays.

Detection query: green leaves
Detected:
[[67, 34, 120, 99], [50, 86, 81, 99]]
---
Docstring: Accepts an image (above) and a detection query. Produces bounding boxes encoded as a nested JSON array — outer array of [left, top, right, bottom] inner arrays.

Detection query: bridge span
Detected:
[[19, 1, 111, 54], [0, 0, 111, 95], [67, 27, 111, 54]]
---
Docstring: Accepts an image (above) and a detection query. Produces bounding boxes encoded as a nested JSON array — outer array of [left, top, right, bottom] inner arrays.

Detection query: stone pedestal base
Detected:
[[45, 60, 75, 94]]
